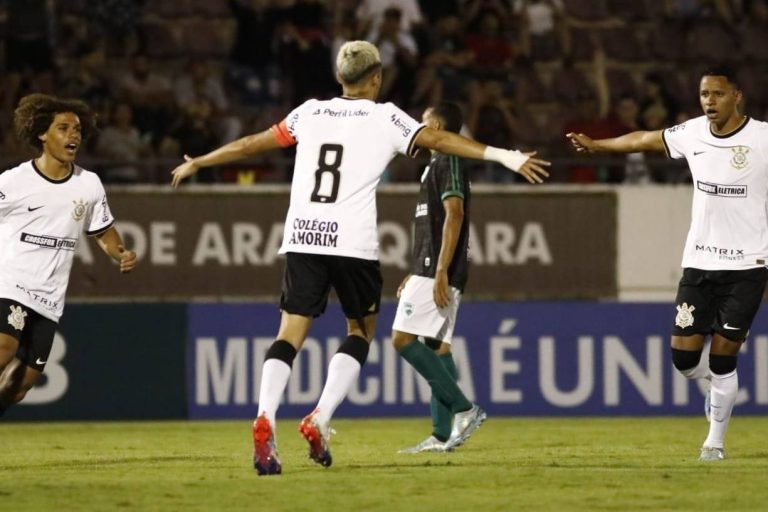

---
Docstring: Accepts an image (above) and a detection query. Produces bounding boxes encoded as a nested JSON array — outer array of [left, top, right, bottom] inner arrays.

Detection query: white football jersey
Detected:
[[272, 97, 424, 260], [0, 161, 114, 320], [663, 115, 768, 270]]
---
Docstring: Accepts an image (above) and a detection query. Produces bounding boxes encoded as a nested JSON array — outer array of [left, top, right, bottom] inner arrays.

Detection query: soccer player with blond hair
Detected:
[[172, 40, 550, 475]]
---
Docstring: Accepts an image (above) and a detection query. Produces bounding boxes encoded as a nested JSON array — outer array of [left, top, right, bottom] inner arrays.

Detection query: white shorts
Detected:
[[392, 275, 461, 344]]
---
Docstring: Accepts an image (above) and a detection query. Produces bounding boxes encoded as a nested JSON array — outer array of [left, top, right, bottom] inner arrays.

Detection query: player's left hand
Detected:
[[516, 151, 551, 184], [433, 271, 450, 309], [171, 155, 199, 188], [118, 245, 137, 274]]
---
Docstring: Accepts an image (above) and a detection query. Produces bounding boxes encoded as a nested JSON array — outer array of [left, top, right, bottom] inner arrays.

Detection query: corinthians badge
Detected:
[[7, 304, 27, 330], [72, 199, 86, 221], [675, 302, 695, 328], [730, 146, 749, 170]]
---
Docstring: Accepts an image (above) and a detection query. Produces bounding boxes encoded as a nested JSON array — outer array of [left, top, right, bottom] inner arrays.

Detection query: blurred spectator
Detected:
[[2, 0, 56, 115], [513, 0, 568, 61], [163, 100, 220, 182], [58, 42, 112, 111], [466, 81, 520, 182], [277, 0, 335, 104], [418, 0, 462, 22], [367, 7, 418, 102], [86, 0, 140, 57], [608, 95, 652, 183], [228, 0, 285, 106], [95, 101, 153, 182], [356, 0, 423, 34], [115, 53, 175, 146], [410, 12, 473, 105], [639, 72, 678, 129], [174, 60, 243, 144], [464, 11, 518, 110]]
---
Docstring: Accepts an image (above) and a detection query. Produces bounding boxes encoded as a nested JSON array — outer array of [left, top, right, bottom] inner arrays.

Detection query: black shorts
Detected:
[[280, 252, 382, 320], [0, 299, 57, 372], [672, 267, 768, 341]]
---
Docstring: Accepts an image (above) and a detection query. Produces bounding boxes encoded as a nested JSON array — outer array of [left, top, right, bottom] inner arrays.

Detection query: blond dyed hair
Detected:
[[336, 41, 382, 85]]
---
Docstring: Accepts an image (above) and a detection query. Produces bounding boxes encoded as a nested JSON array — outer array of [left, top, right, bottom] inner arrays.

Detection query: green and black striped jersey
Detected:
[[410, 152, 471, 292]]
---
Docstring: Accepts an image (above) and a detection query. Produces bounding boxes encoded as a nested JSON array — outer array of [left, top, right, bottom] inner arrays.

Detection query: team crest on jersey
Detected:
[[730, 146, 749, 170], [7, 305, 27, 331], [72, 199, 86, 221], [403, 302, 415, 317], [675, 302, 695, 328]]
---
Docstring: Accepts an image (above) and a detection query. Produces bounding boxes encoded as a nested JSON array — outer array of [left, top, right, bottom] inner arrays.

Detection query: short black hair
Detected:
[[701, 65, 739, 87], [430, 102, 463, 134]]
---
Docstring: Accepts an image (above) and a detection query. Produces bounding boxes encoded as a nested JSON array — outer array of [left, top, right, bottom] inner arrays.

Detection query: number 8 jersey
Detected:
[[272, 97, 424, 260]]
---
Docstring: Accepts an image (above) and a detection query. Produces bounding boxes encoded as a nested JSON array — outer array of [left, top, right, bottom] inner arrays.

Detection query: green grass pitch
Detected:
[[2, 417, 768, 511]]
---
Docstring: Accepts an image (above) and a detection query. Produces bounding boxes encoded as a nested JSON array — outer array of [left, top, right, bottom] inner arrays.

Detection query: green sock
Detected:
[[399, 341, 472, 414], [431, 353, 458, 441]]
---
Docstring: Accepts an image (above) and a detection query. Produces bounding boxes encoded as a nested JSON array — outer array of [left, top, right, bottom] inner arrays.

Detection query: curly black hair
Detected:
[[13, 94, 97, 151]]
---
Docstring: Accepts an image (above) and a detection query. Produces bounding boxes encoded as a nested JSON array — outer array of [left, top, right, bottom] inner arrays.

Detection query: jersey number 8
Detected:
[[311, 144, 343, 204]]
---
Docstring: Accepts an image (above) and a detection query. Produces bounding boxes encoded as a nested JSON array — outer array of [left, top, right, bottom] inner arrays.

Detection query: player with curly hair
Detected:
[[0, 94, 137, 417]]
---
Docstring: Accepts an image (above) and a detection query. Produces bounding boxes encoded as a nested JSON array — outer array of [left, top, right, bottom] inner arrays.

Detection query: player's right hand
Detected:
[[566, 132, 597, 153], [117, 245, 137, 274], [171, 155, 199, 188]]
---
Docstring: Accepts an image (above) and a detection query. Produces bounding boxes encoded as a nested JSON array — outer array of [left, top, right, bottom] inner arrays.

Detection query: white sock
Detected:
[[680, 345, 711, 381], [257, 359, 292, 428], [313, 353, 361, 426], [703, 369, 738, 449], [680, 363, 711, 381]]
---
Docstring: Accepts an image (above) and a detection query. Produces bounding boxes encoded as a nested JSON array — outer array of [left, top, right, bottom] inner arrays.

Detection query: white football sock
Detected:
[[257, 359, 292, 428], [313, 353, 361, 426], [680, 363, 711, 381], [680, 345, 711, 380], [703, 369, 738, 449]]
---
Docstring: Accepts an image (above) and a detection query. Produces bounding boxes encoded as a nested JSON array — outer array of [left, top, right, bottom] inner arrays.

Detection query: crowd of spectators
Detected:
[[0, 0, 766, 184]]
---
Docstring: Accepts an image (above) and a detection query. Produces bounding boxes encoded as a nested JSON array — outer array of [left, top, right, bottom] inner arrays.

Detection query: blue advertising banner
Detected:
[[187, 302, 768, 419], [11, 304, 188, 421]]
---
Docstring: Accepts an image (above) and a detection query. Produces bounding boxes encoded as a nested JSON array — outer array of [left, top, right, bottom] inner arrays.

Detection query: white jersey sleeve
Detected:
[[661, 118, 699, 160], [377, 102, 425, 157], [85, 180, 115, 236], [0, 171, 14, 218], [271, 100, 316, 147]]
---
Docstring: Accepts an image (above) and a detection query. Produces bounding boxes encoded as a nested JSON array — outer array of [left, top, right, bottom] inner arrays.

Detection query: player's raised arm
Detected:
[[413, 127, 551, 184], [566, 129, 666, 154], [171, 128, 283, 187]]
